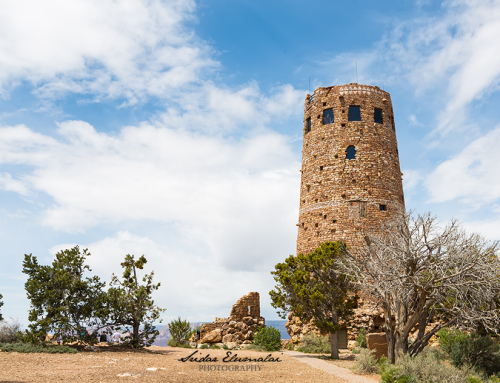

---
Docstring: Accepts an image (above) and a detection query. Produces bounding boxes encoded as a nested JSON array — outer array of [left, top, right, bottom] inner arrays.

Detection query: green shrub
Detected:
[[352, 347, 360, 354], [200, 344, 209, 349], [0, 318, 22, 344], [168, 317, 192, 342], [0, 343, 76, 353], [450, 333, 500, 376], [210, 344, 220, 349], [296, 333, 331, 354], [167, 338, 180, 347], [222, 344, 229, 350], [379, 348, 469, 383], [252, 326, 281, 352], [287, 342, 295, 350], [438, 328, 469, 355], [352, 348, 378, 375], [356, 328, 368, 348]]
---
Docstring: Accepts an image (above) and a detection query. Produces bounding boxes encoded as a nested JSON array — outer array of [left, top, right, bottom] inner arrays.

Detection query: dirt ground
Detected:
[[0, 345, 352, 383]]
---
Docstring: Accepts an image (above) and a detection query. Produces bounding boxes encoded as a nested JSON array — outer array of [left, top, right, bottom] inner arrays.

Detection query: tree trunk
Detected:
[[329, 331, 339, 359], [383, 308, 396, 363], [133, 322, 140, 348]]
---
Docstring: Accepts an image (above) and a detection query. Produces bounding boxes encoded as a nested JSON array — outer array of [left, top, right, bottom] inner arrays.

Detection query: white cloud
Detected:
[[425, 124, 500, 205], [0, 172, 29, 195], [49, 230, 284, 322], [402, 169, 423, 191], [0, 0, 217, 103], [0, 118, 300, 271], [387, 0, 500, 137]]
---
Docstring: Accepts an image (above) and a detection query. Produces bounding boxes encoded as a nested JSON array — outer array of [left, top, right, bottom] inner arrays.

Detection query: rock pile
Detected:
[[188, 292, 265, 348]]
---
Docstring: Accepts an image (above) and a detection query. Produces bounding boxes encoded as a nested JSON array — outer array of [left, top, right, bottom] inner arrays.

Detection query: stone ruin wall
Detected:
[[190, 292, 265, 348], [297, 83, 405, 254]]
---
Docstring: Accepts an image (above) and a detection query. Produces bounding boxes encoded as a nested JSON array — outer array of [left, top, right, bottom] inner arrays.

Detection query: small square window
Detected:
[[379, 204, 387, 211], [374, 108, 383, 124], [323, 109, 334, 125], [348, 106, 361, 121], [306, 118, 311, 133]]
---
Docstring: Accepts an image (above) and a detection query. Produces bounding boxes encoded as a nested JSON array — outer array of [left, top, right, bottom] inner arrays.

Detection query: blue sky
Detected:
[[1, 0, 500, 324]]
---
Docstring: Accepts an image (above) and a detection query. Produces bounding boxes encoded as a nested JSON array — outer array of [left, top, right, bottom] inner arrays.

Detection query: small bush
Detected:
[[244, 343, 266, 351], [0, 343, 76, 353], [252, 326, 281, 352], [200, 344, 209, 349], [438, 328, 469, 355], [380, 348, 469, 383], [210, 344, 220, 349], [287, 342, 295, 350], [352, 347, 360, 354], [168, 317, 192, 342], [352, 348, 378, 375], [0, 318, 22, 343], [222, 344, 229, 350], [450, 333, 500, 376], [167, 338, 180, 347], [296, 333, 331, 354], [356, 328, 368, 348]]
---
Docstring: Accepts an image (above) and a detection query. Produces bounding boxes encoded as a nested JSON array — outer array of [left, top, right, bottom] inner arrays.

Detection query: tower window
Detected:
[[359, 202, 367, 217], [306, 118, 311, 133], [374, 108, 383, 124], [319, 166, 323, 171], [348, 106, 361, 121], [323, 109, 334, 125], [346, 146, 356, 159], [379, 204, 387, 211]]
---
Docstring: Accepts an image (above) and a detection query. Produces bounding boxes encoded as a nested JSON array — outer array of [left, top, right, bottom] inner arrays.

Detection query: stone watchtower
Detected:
[[297, 83, 405, 255]]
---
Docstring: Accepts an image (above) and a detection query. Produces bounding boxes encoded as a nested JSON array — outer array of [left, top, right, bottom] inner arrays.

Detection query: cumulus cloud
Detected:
[[388, 0, 500, 136], [0, 0, 216, 103], [49, 231, 280, 321], [0, 119, 300, 271], [425, 124, 500, 205]]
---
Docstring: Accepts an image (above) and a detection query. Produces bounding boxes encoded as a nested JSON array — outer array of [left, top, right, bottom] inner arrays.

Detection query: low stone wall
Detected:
[[285, 305, 385, 345]]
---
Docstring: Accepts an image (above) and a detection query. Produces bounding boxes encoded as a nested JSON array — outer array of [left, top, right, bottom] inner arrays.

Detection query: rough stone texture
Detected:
[[366, 332, 388, 360], [190, 292, 265, 347], [200, 328, 222, 343], [297, 83, 405, 255], [230, 292, 261, 321], [285, 303, 386, 344]]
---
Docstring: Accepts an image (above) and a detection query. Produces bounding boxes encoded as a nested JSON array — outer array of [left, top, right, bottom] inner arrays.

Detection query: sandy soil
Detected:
[[0, 345, 351, 383]]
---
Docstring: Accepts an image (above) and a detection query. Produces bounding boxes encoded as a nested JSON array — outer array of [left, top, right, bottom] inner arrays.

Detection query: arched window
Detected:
[[346, 146, 356, 159], [323, 109, 334, 125]]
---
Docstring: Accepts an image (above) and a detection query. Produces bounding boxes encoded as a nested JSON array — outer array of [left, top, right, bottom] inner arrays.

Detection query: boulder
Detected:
[[201, 329, 222, 343], [367, 332, 387, 360], [225, 342, 238, 350], [242, 316, 254, 326], [222, 334, 238, 344]]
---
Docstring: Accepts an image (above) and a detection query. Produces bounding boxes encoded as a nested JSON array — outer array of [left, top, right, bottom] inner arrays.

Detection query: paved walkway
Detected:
[[284, 351, 380, 383]]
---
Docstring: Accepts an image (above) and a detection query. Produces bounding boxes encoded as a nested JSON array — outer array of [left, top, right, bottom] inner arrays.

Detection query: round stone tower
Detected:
[[297, 83, 405, 255]]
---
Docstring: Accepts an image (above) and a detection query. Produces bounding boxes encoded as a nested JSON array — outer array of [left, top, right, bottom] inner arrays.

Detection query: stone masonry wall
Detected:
[[297, 83, 405, 255], [229, 292, 260, 321], [191, 292, 265, 348]]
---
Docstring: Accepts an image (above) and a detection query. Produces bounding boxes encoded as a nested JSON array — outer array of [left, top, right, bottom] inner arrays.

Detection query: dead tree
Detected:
[[341, 212, 500, 363]]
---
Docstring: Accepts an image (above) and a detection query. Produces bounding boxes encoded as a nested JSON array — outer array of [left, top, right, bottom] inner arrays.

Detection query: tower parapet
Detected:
[[297, 83, 405, 255]]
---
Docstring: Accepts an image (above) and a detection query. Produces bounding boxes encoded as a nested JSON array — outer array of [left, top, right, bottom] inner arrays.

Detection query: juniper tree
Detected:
[[270, 242, 358, 359], [22, 246, 108, 344], [107, 254, 165, 348]]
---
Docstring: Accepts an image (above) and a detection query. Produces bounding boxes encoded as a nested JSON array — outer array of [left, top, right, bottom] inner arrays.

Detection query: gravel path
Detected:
[[285, 351, 380, 383]]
